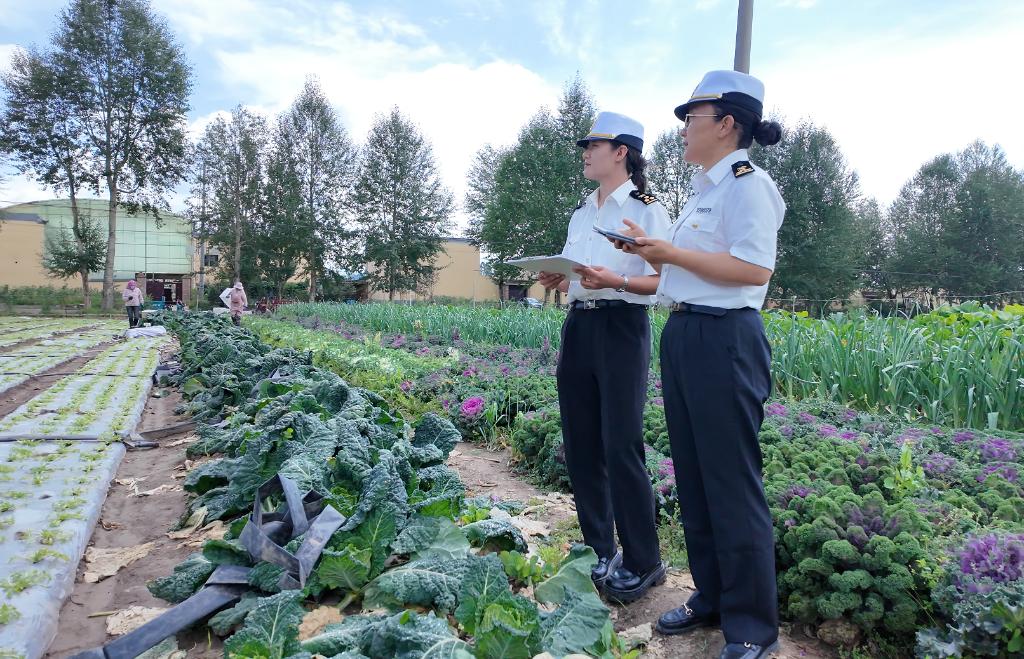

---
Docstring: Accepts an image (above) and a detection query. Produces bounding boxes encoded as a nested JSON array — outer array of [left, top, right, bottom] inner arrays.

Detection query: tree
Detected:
[[51, 0, 192, 310], [257, 118, 304, 298], [0, 47, 102, 308], [185, 141, 215, 305], [944, 142, 1024, 298], [467, 78, 598, 304], [279, 77, 357, 300], [752, 118, 865, 309], [647, 128, 698, 220], [886, 154, 960, 298], [352, 107, 453, 299], [465, 144, 519, 299], [41, 212, 107, 294], [197, 107, 268, 283]]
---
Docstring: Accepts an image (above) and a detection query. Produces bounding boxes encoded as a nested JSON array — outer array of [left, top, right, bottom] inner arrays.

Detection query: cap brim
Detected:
[[575, 135, 644, 151]]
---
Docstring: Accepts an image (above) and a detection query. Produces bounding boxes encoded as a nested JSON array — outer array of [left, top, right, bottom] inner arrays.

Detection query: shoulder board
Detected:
[[629, 190, 658, 205], [573, 200, 585, 210], [732, 161, 755, 178]]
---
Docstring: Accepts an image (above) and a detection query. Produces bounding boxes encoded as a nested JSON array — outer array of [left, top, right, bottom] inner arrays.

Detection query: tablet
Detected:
[[592, 226, 638, 245]]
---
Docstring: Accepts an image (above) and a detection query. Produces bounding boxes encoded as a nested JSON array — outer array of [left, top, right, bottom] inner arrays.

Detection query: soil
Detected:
[[46, 353, 221, 658], [0, 341, 116, 419], [449, 441, 835, 659]]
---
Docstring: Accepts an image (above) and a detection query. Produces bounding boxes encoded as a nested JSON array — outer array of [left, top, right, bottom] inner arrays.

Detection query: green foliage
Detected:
[[353, 107, 453, 298], [222, 590, 305, 659], [147, 553, 215, 604], [0, 569, 48, 596], [887, 141, 1024, 298], [0, 604, 19, 626]]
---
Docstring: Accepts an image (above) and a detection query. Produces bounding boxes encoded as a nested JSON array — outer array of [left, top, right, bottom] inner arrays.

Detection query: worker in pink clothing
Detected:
[[121, 280, 144, 328], [228, 282, 247, 326]]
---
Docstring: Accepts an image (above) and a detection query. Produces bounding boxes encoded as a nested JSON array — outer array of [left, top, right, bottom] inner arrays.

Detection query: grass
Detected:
[[277, 301, 1024, 431]]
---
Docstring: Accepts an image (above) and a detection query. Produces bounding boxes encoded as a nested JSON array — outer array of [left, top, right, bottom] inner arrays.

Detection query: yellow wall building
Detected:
[[0, 200, 194, 300], [368, 238, 547, 303]]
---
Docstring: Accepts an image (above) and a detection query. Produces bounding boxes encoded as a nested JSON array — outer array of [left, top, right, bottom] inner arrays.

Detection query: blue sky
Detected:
[[2, 0, 1022, 224]]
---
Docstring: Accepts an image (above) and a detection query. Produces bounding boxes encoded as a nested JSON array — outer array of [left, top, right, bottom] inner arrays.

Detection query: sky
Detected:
[[1, 0, 1022, 231]]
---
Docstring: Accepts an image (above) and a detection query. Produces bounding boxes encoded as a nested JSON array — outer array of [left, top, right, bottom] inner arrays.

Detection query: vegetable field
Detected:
[[0, 319, 163, 658], [0, 304, 1020, 658]]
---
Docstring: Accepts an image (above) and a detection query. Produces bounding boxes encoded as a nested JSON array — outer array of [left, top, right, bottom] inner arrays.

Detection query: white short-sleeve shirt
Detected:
[[562, 180, 671, 304], [656, 149, 785, 310]]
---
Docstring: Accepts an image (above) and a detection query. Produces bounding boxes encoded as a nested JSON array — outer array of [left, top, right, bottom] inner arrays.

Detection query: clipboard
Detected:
[[505, 255, 587, 280]]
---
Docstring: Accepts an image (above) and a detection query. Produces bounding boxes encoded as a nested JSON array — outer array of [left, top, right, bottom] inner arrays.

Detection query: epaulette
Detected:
[[573, 199, 585, 210], [629, 190, 658, 205], [732, 161, 755, 178]]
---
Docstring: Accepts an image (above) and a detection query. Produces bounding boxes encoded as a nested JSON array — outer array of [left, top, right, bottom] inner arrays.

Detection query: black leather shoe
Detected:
[[655, 602, 720, 635], [718, 641, 780, 659], [591, 551, 622, 589], [603, 562, 666, 603]]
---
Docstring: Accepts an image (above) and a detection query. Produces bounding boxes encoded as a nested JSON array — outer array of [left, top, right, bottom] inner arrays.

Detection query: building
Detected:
[[367, 238, 547, 303], [0, 199, 194, 301]]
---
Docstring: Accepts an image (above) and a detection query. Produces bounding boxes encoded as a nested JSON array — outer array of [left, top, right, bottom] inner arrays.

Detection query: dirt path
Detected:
[[47, 357, 221, 658], [448, 442, 834, 659]]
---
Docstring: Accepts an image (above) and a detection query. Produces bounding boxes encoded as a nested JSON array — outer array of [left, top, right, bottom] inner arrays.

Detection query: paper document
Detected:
[[506, 255, 587, 280]]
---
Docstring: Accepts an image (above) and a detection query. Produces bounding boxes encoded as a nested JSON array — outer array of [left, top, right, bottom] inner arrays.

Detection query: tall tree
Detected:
[[185, 140, 215, 305], [886, 154, 960, 298], [945, 142, 1024, 298], [198, 107, 268, 283], [51, 0, 191, 310], [465, 144, 518, 299], [647, 128, 698, 220], [352, 107, 453, 299], [0, 47, 102, 308], [258, 118, 304, 298], [279, 77, 357, 300], [752, 118, 864, 309]]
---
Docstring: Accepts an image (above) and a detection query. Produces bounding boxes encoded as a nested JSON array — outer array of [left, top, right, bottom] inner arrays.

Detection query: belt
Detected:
[[669, 302, 733, 317], [569, 299, 646, 311]]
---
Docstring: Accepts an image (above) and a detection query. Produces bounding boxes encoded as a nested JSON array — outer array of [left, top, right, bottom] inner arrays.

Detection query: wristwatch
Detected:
[[615, 274, 629, 293]]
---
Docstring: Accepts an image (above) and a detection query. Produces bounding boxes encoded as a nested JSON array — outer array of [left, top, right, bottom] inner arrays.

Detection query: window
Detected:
[[203, 254, 219, 267]]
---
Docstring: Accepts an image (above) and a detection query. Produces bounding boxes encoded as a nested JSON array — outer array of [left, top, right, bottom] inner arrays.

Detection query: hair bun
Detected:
[[753, 120, 783, 147]]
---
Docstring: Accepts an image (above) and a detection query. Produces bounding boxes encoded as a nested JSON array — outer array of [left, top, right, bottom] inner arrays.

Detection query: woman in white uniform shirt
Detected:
[[537, 111, 670, 603], [615, 71, 785, 659]]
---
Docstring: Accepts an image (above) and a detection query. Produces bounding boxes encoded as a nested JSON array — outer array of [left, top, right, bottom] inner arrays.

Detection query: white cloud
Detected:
[[181, 3, 560, 231], [774, 0, 818, 9], [758, 19, 1024, 205]]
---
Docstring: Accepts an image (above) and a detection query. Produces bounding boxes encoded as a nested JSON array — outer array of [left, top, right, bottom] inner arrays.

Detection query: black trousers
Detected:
[[556, 304, 660, 573], [126, 305, 140, 328], [660, 308, 778, 645]]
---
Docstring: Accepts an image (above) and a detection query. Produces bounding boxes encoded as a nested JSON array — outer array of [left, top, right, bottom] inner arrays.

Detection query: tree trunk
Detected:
[[80, 270, 91, 311], [68, 193, 90, 311], [233, 216, 242, 283], [308, 270, 316, 302], [101, 182, 119, 311]]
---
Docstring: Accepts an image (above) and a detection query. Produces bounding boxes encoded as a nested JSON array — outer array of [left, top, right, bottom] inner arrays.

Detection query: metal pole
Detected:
[[734, 0, 754, 73]]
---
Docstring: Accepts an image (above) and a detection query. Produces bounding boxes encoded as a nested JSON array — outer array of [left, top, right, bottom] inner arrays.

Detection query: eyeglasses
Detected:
[[682, 113, 720, 127]]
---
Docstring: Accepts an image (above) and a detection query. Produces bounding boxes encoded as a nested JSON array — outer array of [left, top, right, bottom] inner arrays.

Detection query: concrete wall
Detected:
[[0, 199, 193, 288], [0, 219, 50, 287], [368, 238, 547, 303]]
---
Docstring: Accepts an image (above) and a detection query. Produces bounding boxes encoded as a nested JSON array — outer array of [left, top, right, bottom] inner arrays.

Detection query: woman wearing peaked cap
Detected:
[[614, 71, 785, 659], [536, 111, 671, 604]]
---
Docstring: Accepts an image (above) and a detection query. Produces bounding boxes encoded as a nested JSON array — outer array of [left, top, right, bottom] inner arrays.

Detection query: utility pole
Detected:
[[734, 0, 754, 73]]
